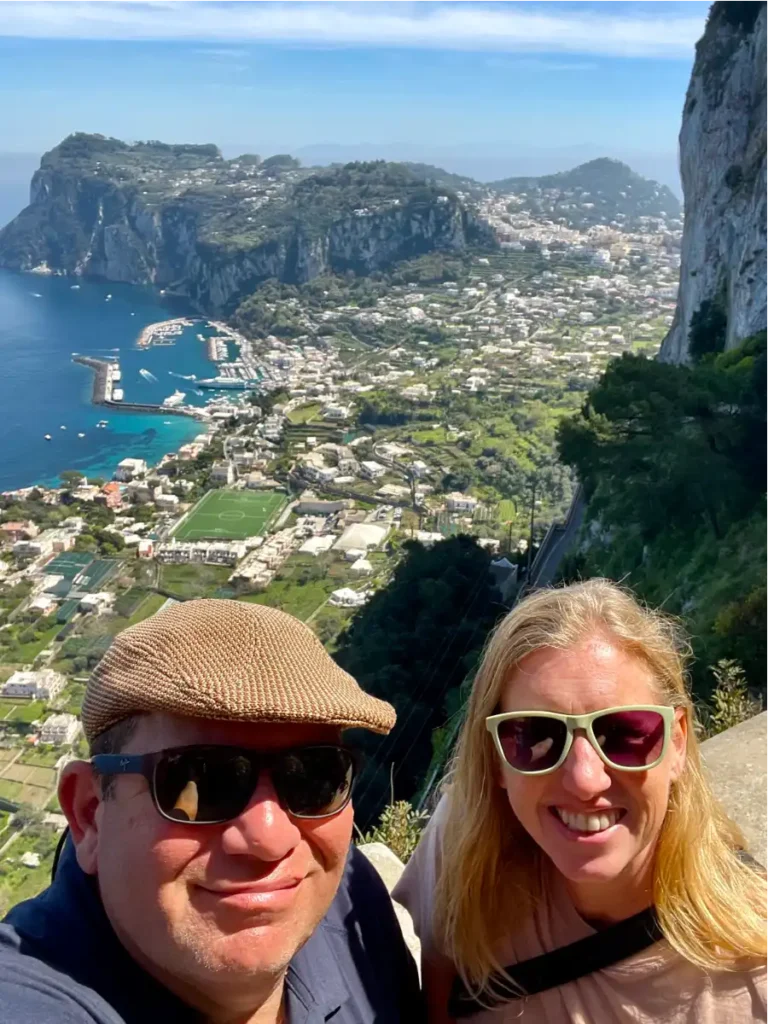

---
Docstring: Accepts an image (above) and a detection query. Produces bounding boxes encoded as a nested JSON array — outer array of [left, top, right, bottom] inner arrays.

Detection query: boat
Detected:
[[44, 434, 51, 440], [130, 312, 136, 316], [162, 390, 186, 408], [97, 419, 108, 428], [163, 420, 172, 425], [139, 368, 158, 383], [71, 284, 80, 290], [112, 388, 124, 401], [105, 294, 113, 301], [77, 432, 85, 438], [31, 292, 42, 298], [60, 425, 67, 430], [196, 376, 260, 390]]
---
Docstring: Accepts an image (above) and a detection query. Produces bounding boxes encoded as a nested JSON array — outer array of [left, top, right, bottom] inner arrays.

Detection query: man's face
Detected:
[[83, 714, 352, 1001]]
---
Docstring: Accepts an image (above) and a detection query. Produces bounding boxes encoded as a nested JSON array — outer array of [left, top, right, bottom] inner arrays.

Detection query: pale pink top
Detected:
[[393, 796, 767, 1023]]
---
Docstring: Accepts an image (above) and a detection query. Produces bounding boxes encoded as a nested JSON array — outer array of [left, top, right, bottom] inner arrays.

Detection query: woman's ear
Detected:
[[669, 707, 688, 784], [58, 761, 101, 875]]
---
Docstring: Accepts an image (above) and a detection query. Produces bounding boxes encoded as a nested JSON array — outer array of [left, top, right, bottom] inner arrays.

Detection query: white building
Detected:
[[40, 713, 80, 746], [329, 588, 369, 608], [410, 460, 430, 479], [155, 493, 180, 511], [155, 540, 245, 566], [114, 458, 148, 482], [79, 592, 114, 614], [333, 523, 388, 555], [2, 669, 66, 701], [298, 536, 335, 557], [360, 460, 386, 482], [210, 462, 236, 486], [446, 492, 479, 513]]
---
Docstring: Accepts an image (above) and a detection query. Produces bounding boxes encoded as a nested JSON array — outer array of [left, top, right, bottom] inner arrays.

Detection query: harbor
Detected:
[[72, 355, 200, 419], [136, 317, 198, 349]]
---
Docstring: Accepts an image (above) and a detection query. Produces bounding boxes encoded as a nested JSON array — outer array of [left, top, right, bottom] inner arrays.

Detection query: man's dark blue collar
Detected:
[[6, 835, 351, 1023]]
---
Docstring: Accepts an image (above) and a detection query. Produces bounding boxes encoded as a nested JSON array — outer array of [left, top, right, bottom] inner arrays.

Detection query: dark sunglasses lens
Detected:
[[154, 749, 255, 823], [593, 710, 666, 767], [273, 747, 355, 818], [497, 717, 567, 772]]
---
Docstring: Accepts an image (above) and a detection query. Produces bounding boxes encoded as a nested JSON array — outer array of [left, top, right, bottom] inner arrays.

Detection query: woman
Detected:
[[394, 579, 766, 1022]]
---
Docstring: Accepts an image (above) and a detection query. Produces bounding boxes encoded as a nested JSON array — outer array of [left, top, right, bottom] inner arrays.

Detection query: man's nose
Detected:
[[560, 731, 613, 798], [219, 771, 302, 861]]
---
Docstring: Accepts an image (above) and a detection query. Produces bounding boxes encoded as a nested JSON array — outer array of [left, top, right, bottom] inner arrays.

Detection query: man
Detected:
[[0, 599, 422, 1023]]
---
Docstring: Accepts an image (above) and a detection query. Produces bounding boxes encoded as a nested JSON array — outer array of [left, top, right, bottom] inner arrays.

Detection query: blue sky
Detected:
[[0, 2, 711, 191]]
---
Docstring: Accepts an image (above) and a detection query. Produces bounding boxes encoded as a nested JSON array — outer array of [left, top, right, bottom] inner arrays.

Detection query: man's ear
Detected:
[[58, 761, 101, 875]]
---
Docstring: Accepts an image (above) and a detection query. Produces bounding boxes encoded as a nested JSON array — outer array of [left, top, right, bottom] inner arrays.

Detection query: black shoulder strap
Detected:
[[449, 848, 761, 1017], [448, 906, 663, 1017]]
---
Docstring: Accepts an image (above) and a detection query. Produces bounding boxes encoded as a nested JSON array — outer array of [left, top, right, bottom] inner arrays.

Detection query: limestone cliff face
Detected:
[[661, 3, 766, 363], [0, 150, 490, 313]]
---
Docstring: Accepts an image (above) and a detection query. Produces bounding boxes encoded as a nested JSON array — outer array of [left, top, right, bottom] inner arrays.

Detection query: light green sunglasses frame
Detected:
[[485, 704, 676, 775]]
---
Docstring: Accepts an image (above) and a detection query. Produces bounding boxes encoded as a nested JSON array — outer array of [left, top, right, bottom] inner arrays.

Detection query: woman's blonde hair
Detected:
[[434, 578, 766, 1000]]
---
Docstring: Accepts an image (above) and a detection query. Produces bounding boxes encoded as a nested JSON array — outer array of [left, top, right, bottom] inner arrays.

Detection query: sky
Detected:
[[0, 1, 712, 203]]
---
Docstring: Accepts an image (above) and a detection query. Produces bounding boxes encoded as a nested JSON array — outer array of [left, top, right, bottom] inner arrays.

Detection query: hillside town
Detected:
[[0, 180, 682, 912]]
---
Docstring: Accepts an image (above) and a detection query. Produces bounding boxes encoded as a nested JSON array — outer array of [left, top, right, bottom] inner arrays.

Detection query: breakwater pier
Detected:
[[72, 355, 199, 419]]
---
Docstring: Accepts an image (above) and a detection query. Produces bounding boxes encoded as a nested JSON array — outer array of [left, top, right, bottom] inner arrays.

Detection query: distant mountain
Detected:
[[489, 158, 681, 229], [0, 133, 494, 312]]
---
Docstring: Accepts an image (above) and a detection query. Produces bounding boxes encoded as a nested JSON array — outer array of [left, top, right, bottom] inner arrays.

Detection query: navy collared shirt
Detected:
[[0, 837, 423, 1023]]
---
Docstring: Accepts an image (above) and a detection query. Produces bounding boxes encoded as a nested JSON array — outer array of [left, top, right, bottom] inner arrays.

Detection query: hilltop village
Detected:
[[0, 162, 681, 911]]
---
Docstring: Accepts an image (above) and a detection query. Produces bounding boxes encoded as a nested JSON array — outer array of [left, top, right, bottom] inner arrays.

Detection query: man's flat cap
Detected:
[[81, 598, 395, 742]]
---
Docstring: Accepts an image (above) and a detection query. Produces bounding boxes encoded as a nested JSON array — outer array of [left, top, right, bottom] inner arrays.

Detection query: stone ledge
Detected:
[[357, 842, 421, 969], [701, 711, 767, 866]]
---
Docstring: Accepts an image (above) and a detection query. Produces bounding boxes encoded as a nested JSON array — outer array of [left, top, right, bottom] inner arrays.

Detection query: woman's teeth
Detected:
[[555, 808, 622, 833]]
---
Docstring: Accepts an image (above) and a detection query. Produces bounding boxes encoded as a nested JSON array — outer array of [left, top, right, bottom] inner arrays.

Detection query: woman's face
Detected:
[[495, 634, 687, 909]]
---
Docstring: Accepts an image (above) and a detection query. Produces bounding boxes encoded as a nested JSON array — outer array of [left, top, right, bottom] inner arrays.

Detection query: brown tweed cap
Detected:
[[81, 598, 395, 742]]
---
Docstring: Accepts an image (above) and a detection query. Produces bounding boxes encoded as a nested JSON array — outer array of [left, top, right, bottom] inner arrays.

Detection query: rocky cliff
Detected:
[[0, 135, 493, 312], [660, 2, 766, 363]]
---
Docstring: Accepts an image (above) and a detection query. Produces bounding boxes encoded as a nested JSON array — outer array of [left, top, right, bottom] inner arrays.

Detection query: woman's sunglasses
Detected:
[[91, 743, 359, 824], [486, 705, 676, 775]]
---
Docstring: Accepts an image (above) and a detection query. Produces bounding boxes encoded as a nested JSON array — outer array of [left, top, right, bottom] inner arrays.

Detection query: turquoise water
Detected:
[[0, 269, 220, 491]]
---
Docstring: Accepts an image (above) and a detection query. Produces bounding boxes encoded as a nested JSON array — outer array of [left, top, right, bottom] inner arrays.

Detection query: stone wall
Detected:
[[701, 710, 766, 865]]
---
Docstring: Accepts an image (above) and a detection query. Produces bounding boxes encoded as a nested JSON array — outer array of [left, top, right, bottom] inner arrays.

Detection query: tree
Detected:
[[688, 296, 727, 360], [334, 536, 502, 827], [60, 470, 85, 488]]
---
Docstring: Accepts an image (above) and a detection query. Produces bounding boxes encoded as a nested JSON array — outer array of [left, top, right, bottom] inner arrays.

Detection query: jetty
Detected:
[[136, 318, 197, 350], [72, 355, 200, 419]]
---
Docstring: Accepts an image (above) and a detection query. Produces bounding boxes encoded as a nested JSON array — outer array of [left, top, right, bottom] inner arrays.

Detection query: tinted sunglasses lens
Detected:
[[593, 710, 666, 768], [273, 747, 355, 818], [154, 750, 254, 823], [496, 717, 567, 772]]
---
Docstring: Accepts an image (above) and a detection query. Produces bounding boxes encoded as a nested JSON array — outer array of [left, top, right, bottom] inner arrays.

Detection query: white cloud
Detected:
[[0, 2, 704, 59]]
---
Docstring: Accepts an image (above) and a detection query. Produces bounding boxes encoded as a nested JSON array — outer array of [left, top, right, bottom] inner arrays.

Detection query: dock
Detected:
[[72, 355, 200, 419]]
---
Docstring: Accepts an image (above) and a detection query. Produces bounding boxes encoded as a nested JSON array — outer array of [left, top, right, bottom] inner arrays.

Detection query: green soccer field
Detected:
[[172, 490, 286, 541]]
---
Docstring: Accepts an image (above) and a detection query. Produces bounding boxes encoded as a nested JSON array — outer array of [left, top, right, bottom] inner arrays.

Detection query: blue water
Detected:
[[0, 269, 221, 491]]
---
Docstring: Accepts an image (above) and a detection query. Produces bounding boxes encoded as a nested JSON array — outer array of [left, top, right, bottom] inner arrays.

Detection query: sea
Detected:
[[0, 268, 225, 492]]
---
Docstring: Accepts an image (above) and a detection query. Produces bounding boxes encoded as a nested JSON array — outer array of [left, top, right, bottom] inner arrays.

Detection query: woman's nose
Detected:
[[560, 732, 612, 797]]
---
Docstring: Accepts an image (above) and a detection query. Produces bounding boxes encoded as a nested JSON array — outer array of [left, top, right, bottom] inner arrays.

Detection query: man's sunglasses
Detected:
[[486, 705, 676, 775], [91, 743, 359, 824]]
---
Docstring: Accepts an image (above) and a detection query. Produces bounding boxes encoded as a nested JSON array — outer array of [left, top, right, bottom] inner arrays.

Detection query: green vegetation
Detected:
[[710, 1, 763, 35], [0, 699, 45, 724], [157, 564, 231, 600], [703, 660, 763, 737], [334, 536, 503, 827], [173, 489, 286, 541], [240, 553, 355, 622], [688, 293, 728, 359], [557, 331, 766, 698], [359, 800, 429, 864], [490, 158, 680, 230], [286, 402, 322, 425]]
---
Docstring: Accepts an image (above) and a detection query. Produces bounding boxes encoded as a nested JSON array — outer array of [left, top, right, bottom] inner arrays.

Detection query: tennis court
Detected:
[[45, 552, 93, 580], [72, 559, 118, 593], [173, 490, 287, 541]]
